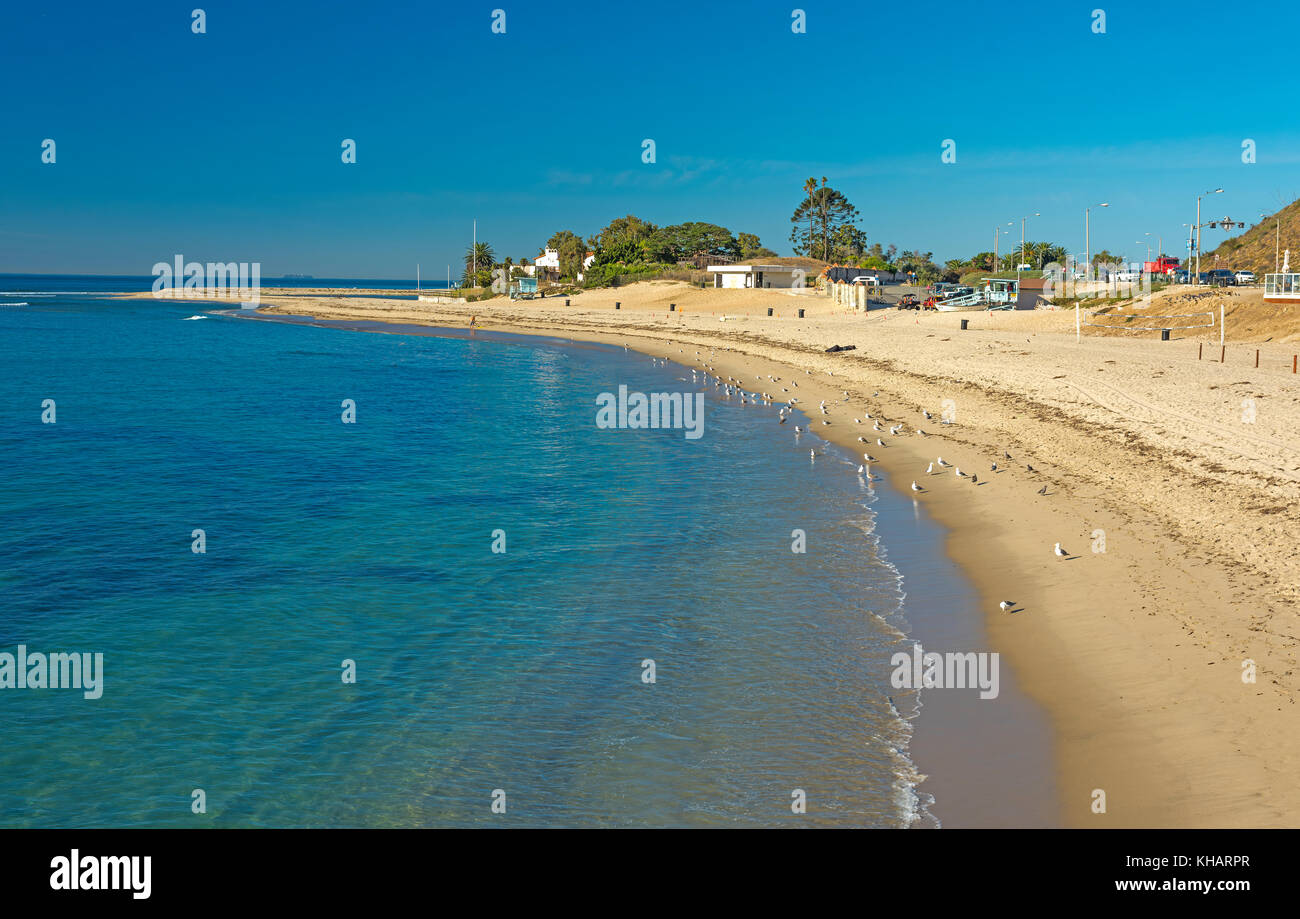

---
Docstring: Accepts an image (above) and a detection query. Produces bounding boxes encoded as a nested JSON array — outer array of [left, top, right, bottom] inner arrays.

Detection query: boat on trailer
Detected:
[[934, 278, 1019, 311]]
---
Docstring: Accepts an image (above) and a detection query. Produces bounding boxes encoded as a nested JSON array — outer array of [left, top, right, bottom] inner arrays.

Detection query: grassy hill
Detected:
[[1200, 198, 1300, 276]]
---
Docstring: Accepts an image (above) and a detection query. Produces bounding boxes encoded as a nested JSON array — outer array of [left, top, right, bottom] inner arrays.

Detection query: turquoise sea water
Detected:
[[0, 277, 963, 827]]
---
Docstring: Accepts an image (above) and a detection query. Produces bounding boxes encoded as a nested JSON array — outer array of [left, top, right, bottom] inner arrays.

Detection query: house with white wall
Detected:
[[707, 264, 802, 289], [535, 248, 596, 281]]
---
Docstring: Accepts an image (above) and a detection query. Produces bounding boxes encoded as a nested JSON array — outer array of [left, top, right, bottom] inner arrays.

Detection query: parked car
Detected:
[[1173, 269, 1192, 284], [1234, 270, 1256, 284], [1206, 269, 1236, 286]]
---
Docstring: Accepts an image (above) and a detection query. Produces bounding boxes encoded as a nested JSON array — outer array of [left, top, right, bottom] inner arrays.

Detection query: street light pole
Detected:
[[1195, 188, 1223, 285], [1264, 213, 1279, 272], [1085, 203, 1108, 283], [1019, 212, 1040, 284]]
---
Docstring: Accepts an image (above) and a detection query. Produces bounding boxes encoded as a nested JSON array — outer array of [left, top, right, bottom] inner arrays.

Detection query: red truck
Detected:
[[1143, 256, 1180, 275]]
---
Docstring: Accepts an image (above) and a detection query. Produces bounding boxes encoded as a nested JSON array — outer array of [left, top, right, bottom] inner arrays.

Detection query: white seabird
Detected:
[[999, 601, 1012, 611], [1054, 543, 1067, 557], [926, 462, 934, 474], [911, 481, 922, 492]]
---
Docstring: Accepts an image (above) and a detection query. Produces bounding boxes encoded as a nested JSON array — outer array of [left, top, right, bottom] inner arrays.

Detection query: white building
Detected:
[[707, 264, 801, 289], [535, 247, 596, 281]]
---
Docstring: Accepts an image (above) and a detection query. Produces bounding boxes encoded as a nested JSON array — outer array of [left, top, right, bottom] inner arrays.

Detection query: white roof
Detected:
[[707, 264, 796, 273]]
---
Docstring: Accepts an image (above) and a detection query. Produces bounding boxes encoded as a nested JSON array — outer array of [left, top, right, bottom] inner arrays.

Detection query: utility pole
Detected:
[[1195, 188, 1224, 285]]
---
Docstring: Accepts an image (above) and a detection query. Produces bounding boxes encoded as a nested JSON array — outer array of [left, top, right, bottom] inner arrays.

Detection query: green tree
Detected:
[[648, 222, 739, 263], [737, 232, 777, 260], [547, 230, 587, 279], [590, 215, 659, 265], [829, 224, 868, 262], [790, 177, 861, 261], [464, 241, 495, 279]]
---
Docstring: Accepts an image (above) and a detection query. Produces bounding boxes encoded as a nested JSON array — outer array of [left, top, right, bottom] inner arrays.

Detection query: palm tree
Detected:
[[464, 242, 496, 277]]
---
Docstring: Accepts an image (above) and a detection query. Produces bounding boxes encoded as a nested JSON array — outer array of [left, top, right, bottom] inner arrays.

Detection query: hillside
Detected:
[[1201, 197, 1300, 275]]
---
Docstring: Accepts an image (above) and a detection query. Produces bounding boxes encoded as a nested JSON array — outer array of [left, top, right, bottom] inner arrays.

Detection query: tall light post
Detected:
[[1019, 212, 1040, 283], [1085, 202, 1108, 279], [1261, 212, 1279, 272], [1136, 240, 1151, 265], [1195, 188, 1223, 285], [993, 225, 1012, 273]]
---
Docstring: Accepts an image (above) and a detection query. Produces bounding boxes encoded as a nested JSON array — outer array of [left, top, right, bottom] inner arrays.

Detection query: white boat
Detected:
[[934, 278, 1019, 311]]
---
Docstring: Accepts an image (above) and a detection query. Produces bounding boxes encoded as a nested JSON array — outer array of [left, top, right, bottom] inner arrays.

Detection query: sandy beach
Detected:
[[139, 280, 1300, 827]]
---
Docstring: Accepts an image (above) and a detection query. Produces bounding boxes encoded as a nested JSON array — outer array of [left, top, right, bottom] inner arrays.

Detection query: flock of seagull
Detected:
[[663, 344, 1074, 613]]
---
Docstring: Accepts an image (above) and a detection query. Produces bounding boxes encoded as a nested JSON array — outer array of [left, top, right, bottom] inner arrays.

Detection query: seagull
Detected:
[[876, 439, 886, 446], [936, 457, 950, 467], [916, 429, 927, 436], [954, 467, 964, 477], [858, 436, 868, 443], [923, 410, 932, 419], [857, 465, 865, 474], [969, 474, 978, 484], [1027, 464, 1037, 473], [854, 418, 862, 424], [911, 481, 922, 491], [991, 463, 998, 472], [1038, 485, 1048, 495], [794, 426, 803, 434], [999, 601, 1012, 611], [864, 453, 877, 462], [1004, 451, 1012, 460], [821, 420, 831, 426], [1054, 543, 1067, 557], [779, 416, 788, 425], [926, 462, 934, 474]]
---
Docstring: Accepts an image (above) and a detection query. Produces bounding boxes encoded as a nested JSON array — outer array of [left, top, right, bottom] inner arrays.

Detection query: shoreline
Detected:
[[216, 306, 1058, 827], [147, 283, 1300, 827]]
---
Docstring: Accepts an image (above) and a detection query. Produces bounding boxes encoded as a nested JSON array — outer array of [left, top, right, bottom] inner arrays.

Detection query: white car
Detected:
[[1235, 270, 1256, 284]]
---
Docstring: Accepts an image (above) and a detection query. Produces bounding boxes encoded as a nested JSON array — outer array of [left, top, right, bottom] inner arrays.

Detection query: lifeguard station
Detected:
[[1264, 250, 1300, 304], [510, 276, 539, 300]]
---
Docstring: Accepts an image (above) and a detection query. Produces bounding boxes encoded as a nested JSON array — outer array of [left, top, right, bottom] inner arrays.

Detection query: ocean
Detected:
[[0, 275, 1053, 827]]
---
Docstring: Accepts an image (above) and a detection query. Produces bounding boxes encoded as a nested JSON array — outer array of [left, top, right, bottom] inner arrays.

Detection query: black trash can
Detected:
[[960, 319, 969, 330], [669, 303, 675, 311], [798, 308, 805, 318], [1161, 328, 1170, 341], [767, 307, 773, 317]]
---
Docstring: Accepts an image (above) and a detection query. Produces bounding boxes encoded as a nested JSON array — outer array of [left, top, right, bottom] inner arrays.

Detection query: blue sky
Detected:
[[3, 0, 1299, 276]]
